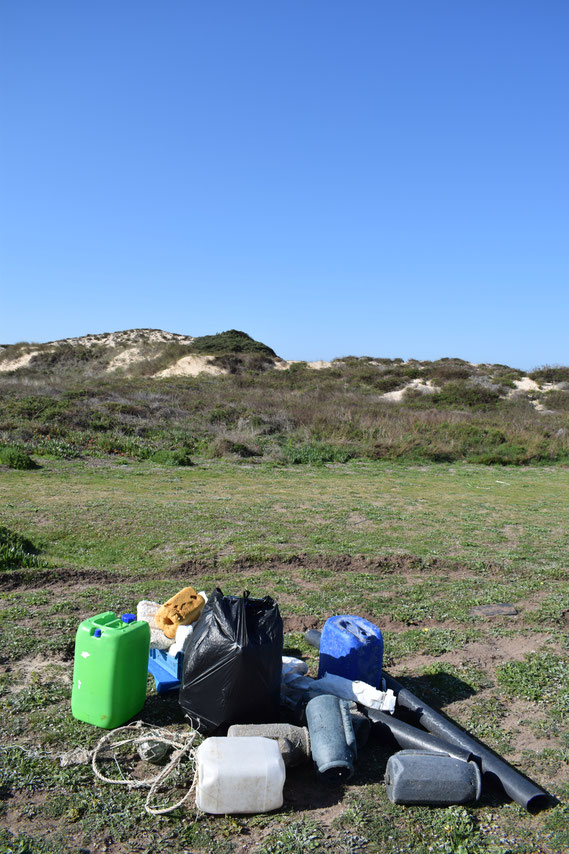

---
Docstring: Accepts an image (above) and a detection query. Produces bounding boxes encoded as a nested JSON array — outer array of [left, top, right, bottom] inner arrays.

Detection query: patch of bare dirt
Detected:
[[390, 635, 553, 685], [0, 567, 124, 591], [282, 614, 321, 633], [172, 552, 500, 580]]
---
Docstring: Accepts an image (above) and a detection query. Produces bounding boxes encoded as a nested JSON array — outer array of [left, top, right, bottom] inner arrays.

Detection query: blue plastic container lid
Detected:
[[120, 613, 136, 624]]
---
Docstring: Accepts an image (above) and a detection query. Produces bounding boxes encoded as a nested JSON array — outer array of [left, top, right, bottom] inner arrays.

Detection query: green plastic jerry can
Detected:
[[71, 611, 150, 729]]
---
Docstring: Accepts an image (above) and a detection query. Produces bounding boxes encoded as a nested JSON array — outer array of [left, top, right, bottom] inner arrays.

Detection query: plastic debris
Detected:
[[318, 615, 384, 688], [281, 663, 396, 713], [227, 723, 310, 767], [306, 694, 356, 783], [195, 736, 286, 814], [71, 612, 150, 729], [180, 589, 283, 733], [155, 586, 205, 639], [385, 749, 482, 805]]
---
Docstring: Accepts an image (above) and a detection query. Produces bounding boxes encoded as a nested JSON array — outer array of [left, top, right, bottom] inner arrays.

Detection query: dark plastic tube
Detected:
[[383, 674, 550, 812], [366, 709, 473, 763]]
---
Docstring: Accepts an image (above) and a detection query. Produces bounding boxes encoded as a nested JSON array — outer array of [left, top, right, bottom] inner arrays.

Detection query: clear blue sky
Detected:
[[1, 1, 567, 369]]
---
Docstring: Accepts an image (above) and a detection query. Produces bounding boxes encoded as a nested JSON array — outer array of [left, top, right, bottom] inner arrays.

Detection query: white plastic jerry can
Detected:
[[195, 736, 286, 814]]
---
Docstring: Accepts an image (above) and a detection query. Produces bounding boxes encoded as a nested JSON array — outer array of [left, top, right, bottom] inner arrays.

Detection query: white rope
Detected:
[[91, 720, 199, 815]]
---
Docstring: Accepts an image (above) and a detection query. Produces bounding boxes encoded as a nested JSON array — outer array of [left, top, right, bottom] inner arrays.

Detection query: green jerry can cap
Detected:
[[94, 629, 102, 637], [120, 613, 136, 624]]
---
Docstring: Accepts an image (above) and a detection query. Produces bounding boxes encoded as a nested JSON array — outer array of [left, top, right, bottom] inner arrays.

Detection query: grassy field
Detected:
[[1, 457, 568, 853]]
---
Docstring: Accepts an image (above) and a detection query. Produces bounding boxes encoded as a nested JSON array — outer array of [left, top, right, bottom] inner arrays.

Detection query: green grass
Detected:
[[0, 445, 38, 470], [1, 458, 568, 572], [0, 526, 43, 571], [0, 456, 568, 853]]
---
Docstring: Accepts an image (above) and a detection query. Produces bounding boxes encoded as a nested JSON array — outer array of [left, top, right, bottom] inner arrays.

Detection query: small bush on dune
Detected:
[[468, 441, 555, 465], [0, 526, 42, 571], [32, 438, 81, 459], [543, 390, 569, 411], [431, 381, 501, 410], [191, 330, 276, 357], [209, 438, 260, 458], [0, 445, 39, 469], [529, 365, 569, 384], [281, 440, 356, 465], [150, 449, 193, 466], [429, 364, 473, 383]]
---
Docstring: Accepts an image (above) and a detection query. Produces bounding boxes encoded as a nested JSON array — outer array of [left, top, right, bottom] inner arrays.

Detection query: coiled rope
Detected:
[[91, 720, 199, 815]]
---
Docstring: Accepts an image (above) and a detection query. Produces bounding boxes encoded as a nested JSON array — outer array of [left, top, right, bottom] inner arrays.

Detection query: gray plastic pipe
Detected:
[[367, 709, 473, 763], [227, 723, 310, 767]]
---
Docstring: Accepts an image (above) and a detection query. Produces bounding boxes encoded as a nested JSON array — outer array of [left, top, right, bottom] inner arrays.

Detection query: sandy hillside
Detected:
[[0, 331, 566, 416]]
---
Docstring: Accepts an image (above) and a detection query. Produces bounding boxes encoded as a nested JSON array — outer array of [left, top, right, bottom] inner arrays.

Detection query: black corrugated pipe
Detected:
[[305, 629, 551, 812]]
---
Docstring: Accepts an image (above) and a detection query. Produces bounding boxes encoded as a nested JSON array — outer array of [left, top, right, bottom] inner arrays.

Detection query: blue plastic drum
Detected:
[[317, 615, 383, 688]]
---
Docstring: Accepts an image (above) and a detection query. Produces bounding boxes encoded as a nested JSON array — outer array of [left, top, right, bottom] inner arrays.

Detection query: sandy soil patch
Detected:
[[513, 377, 540, 392], [382, 378, 439, 402], [0, 351, 35, 372], [53, 329, 194, 349], [274, 359, 332, 370], [156, 354, 225, 377], [107, 346, 144, 370]]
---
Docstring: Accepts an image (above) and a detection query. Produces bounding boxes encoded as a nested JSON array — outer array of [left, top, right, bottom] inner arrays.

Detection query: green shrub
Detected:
[[529, 365, 569, 384], [149, 449, 193, 466], [32, 438, 80, 459], [468, 442, 554, 465], [209, 405, 242, 425], [190, 329, 276, 357], [429, 364, 473, 383], [0, 445, 38, 470], [431, 381, 501, 409], [543, 390, 569, 411], [92, 434, 151, 458], [281, 440, 356, 464], [0, 526, 42, 571], [229, 441, 260, 458], [211, 353, 273, 373], [5, 395, 67, 421]]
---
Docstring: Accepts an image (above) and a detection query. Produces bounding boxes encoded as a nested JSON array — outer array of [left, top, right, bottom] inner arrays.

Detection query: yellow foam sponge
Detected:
[[155, 587, 205, 639]]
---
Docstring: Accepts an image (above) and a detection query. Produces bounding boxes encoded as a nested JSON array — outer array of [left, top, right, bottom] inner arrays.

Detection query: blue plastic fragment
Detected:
[[148, 648, 184, 694], [120, 613, 136, 624], [317, 614, 384, 688]]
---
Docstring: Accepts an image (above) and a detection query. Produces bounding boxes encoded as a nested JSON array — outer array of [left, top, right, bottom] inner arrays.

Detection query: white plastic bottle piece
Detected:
[[196, 737, 286, 814]]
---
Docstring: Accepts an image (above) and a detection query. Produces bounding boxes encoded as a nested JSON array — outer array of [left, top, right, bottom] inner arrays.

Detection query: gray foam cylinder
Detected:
[[305, 694, 357, 784], [227, 723, 310, 767], [385, 750, 482, 805]]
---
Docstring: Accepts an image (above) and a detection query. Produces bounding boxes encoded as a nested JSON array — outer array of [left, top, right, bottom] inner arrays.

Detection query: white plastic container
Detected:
[[195, 736, 286, 814]]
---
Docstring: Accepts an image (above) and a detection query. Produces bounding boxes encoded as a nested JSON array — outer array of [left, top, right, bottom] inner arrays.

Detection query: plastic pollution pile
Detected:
[[71, 589, 550, 818]]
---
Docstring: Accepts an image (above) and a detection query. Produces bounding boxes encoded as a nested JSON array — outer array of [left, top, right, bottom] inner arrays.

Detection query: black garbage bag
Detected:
[[179, 589, 283, 733]]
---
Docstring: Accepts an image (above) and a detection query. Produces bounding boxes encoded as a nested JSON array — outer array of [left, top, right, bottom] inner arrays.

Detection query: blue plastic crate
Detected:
[[148, 648, 184, 694]]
